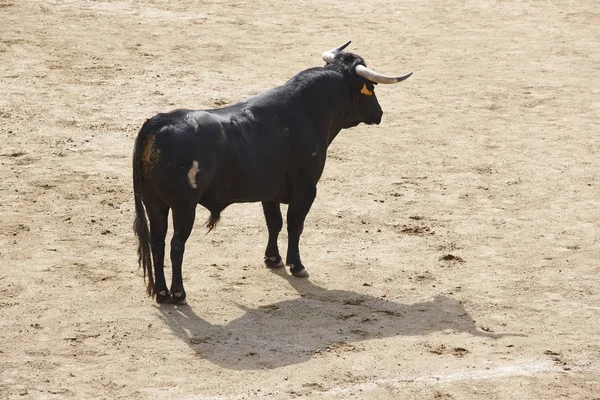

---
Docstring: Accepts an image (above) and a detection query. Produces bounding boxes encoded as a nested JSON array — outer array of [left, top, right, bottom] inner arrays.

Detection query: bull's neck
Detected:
[[294, 70, 353, 147]]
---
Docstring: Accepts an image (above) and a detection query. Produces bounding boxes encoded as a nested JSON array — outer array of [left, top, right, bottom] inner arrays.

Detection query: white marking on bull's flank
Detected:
[[187, 160, 199, 189], [185, 359, 566, 400]]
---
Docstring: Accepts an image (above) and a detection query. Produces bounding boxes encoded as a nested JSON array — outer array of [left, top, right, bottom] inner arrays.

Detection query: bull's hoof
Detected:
[[288, 264, 310, 278], [156, 290, 172, 304], [264, 255, 284, 269], [172, 292, 187, 305]]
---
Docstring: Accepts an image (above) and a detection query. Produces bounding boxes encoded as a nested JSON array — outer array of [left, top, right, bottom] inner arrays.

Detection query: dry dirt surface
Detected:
[[1, 0, 599, 399]]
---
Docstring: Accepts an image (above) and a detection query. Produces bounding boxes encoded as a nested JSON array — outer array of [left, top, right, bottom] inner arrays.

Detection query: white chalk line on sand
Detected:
[[324, 359, 562, 396], [186, 359, 567, 400]]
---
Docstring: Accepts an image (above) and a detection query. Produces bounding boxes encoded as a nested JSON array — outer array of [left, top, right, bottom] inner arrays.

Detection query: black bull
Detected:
[[133, 43, 411, 304]]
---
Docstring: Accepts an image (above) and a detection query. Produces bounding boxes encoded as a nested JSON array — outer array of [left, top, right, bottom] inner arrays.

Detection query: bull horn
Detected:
[[322, 40, 352, 63], [355, 64, 413, 84]]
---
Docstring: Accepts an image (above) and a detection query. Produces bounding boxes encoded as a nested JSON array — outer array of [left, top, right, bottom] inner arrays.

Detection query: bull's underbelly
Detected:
[[203, 171, 291, 204]]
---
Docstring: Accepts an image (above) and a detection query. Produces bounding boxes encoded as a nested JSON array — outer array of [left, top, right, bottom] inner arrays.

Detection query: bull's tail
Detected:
[[132, 119, 155, 297]]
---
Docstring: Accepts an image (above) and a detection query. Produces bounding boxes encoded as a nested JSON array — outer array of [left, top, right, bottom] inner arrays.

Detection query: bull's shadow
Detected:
[[157, 269, 507, 370]]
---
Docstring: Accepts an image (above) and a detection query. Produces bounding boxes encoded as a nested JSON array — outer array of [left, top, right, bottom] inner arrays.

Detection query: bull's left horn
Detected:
[[355, 65, 413, 84], [322, 40, 352, 63]]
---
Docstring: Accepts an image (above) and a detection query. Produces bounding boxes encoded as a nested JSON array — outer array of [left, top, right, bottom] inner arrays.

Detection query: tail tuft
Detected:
[[134, 207, 155, 297]]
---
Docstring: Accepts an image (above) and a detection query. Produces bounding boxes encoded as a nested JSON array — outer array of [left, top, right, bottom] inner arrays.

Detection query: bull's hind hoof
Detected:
[[288, 264, 310, 278], [172, 292, 187, 305], [264, 255, 284, 269], [156, 290, 172, 304]]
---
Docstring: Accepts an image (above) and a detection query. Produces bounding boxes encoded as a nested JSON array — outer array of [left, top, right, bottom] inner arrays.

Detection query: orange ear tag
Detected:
[[361, 84, 373, 96]]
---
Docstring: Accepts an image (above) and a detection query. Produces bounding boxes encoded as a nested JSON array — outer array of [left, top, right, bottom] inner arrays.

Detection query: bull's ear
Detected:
[[360, 84, 373, 96]]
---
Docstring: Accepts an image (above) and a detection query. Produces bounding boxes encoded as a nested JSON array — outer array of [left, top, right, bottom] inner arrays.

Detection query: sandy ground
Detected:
[[1, 0, 599, 398]]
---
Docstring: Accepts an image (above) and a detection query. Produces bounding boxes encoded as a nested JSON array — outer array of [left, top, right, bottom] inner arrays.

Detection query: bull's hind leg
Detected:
[[147, 203, 171, 303], [143, 189, 171, 303], [285, 186, 316, 277], [262, 201, 284, 269], [169, 204, 196, 304]]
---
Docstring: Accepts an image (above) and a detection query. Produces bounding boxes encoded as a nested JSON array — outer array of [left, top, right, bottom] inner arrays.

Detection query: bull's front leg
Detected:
[[262, 201, 284, 269], [285, 185, 316, 277]]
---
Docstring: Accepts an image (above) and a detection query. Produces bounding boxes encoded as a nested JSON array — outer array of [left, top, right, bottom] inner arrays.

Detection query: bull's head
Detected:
[[322, 41, 412, 128]]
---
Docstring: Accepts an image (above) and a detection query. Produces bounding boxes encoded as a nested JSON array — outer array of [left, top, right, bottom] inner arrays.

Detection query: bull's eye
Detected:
[[360, 84, 373, 96]]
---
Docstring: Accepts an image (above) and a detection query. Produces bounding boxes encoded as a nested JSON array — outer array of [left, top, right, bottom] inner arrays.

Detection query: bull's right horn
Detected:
[[322, 40, 352, 63], [355, 65, 413, 84]]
